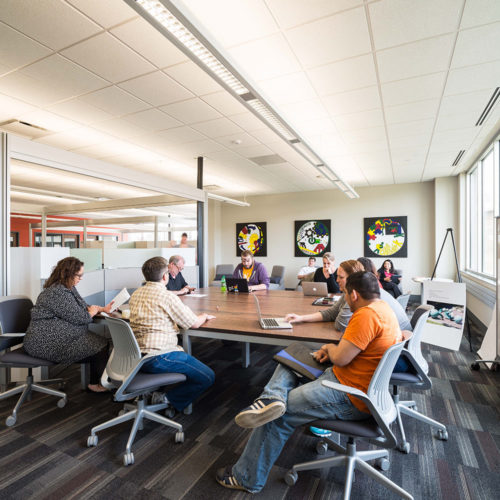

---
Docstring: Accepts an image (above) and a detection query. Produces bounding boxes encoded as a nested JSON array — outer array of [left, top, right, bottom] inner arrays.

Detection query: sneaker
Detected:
[[216, 466, 249, 492], [309, 426, 332, 437], [235, 398, 286, 428], [151, 391, 169, 405]]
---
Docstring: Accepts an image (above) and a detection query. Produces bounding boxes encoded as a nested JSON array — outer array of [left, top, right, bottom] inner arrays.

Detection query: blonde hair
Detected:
[[322, 252, 335, 263]]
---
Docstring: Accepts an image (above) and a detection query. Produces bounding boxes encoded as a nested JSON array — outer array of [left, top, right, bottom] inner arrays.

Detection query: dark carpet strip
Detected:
[[0, 338, 499, 500]]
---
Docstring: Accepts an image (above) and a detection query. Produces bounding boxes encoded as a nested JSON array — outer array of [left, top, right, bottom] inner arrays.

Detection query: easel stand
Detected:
[[431, 228, 473, 352]]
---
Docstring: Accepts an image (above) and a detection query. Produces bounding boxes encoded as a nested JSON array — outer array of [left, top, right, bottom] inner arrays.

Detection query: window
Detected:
[[10, 232, 19, 247], [466, 137, 500, 277]]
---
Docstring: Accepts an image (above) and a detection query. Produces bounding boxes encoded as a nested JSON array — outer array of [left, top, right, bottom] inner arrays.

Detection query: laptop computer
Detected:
[[252, 293, 292, 329], [302, 281, 329, 296], [225, 277, 250, 293]]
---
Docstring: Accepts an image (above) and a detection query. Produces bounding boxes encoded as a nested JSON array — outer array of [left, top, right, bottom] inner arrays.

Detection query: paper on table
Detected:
[[110, 287, 131, 312], [187, 293, 207, 297]]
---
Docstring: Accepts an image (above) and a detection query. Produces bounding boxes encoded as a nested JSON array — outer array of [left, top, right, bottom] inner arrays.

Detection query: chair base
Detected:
[[0, 375, 67, 426], [287, 437, 412, 500], [88, 396, 184, 465]]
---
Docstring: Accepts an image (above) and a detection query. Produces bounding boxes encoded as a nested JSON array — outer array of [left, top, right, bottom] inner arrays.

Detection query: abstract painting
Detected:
[[364, 216, 407, 257], [295, 220, 331, 257], [236, 222, 267, 256]]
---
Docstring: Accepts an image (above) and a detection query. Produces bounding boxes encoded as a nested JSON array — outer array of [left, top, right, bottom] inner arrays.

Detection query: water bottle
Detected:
[[220, 275, 227, 292]]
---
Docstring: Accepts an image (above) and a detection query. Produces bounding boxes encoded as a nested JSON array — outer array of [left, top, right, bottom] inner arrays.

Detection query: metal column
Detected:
[[197, 156, 204, 287], [0, 133, 10, 295]]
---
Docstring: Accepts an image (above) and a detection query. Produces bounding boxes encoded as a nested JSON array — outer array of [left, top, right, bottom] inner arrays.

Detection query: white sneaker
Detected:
[[151, 391, 169, 405]]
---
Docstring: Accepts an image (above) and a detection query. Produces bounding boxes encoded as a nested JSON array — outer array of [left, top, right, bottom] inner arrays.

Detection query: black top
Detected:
[[166, 272, 188, 291], [313, 268, 340, 294]]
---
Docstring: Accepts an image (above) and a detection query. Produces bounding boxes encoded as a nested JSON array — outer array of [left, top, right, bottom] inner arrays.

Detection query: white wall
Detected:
[[210, 182, 436, 293]]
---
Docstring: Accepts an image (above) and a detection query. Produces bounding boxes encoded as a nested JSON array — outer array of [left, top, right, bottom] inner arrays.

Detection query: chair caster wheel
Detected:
[[6, 415, 16, 427], [87, 435, 98, 447], [316, 441, 328, 455], [376, 458, 390, 471], [471, 362, 480, 371], [284, 470, 298, 486], [175, 431, 184, 443], [437, 429, 448, 440], [57, 398, 67, 408], [165, 407, 176, 418], [58, 382, 66, 389], [397, 442, 410, 454], [183, 406, 192, 415], [123, 452, 134, 466]]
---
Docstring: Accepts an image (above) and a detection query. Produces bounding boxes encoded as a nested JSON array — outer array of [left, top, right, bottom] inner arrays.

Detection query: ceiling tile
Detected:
[[66, 0, 136, 28], [391, 147, 427, 164], [0, 55, 107, 105], [93, 118, 147, 139], [387, 119, 434, 139], [156, 126, 206, 143], [334, 109, 385, 132], [111, 17, 188, 68], [249, 128, 285, 144], [17, 109, 81, 132], [384, 99, 440, 124], [232, 143, 273, 158], [191, 117, 244, 138], [342, 126, 387, 144], [34, 127, 112, 150], [258, 72, 317, 105], [174, 139, 225, 156], [435, 111, 479, 132], [433, 127, 479, 145], [323, 86, 381, 116], [377, 34, 454, 83], [48, 98, 114, 125], [118, 71, 193, 106], [0, 22, 52, 75], [227, 112, 266, 131], [389, 134, 431, 149], [228, 33, 301, 81], [201, 91, 248, 115], [0, 0, 101, 50], [161, 98, 222, 124], [174, 0, 278, 47], [122, 108, 182, 131], [445, 60, 500, 95], [286, 7, 371, 68], [382, 72, 446, 106], [308, 54, 377, 95], [369, 0, 462, 50], [62, 33, 155, 83], [80, 86, 149, 115], [279, 100, 329, 126], [439, 89, 493, 117], [0, 93, 37, 122], [452, 23, 500, 68], [164, 61, 222, 96], [216, 132, 260, 150], [460, 0, 500, 28]]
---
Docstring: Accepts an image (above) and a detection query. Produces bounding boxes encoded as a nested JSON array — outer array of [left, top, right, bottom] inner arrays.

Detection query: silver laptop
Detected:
[[302, 281, 329, 296], [253, 294, 292, 329]]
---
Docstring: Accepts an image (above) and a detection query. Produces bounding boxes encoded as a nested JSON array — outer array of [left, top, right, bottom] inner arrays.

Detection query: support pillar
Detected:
[[197, 156, 204, 287], [0, 133, 10, 295]]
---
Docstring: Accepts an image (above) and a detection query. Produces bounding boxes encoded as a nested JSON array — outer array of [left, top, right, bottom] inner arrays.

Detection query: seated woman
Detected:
[[313, 252, 340, 294], [23, 257, 114, 393], [377, 259, 402, 298]]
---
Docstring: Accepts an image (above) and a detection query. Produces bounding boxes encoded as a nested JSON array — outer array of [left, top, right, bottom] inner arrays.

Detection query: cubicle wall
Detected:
[[104, 267, 144, 304]]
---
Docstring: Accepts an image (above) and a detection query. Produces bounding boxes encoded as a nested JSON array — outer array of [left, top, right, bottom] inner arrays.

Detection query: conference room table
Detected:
[[179, 287, 342, 368]]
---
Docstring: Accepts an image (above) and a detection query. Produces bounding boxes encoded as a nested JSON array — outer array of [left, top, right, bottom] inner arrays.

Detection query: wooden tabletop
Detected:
[[180, 287, 341, 344]]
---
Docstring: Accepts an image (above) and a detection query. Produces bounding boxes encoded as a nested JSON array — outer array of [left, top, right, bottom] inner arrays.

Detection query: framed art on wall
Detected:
[[364, 216, 407, 258], [295, 220, 331, 257], [236, 222, 267, 256]]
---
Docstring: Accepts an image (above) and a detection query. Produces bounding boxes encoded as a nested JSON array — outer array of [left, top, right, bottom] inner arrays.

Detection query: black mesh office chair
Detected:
[[0, 296, 66, 426]]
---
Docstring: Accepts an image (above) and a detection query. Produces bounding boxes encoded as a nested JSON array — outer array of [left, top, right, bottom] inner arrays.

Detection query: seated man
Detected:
[[233, 250, 270, 291], [216, 271, 402, 493], [297, 256, 317, 280], [129, 256, 215, 412], [167, 255, 194, 296]]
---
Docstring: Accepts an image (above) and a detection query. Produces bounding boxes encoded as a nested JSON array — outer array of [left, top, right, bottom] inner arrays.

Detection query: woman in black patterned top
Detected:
[[23, 257, 114, 393]]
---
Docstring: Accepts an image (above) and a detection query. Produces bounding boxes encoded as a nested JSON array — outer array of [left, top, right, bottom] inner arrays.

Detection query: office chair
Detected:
[[87, 317, 186, 466], [390, 305, 448, 453], [211, 264, 234, 286], [396, 294, 410, 311], [0, 296, 67, 426], [285, 337, 412, 500], [268, 265, 285, 290]]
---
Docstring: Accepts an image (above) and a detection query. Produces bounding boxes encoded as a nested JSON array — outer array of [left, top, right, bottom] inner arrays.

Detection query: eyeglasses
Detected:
[[75, 273, 84, 279]]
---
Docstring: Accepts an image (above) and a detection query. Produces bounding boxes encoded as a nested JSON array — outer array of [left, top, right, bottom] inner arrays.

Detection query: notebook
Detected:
[[273, 342, 328, 380], [253, 293, 292, 329], [225, 277, 249, 293], [302, 281, 329, 296]]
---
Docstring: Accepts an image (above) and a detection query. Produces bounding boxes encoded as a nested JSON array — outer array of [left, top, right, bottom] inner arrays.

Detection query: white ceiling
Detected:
[[0, 0, 499, 200]]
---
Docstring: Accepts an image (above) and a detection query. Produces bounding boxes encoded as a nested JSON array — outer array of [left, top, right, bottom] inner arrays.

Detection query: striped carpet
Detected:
[[0, 337, 499, 500]]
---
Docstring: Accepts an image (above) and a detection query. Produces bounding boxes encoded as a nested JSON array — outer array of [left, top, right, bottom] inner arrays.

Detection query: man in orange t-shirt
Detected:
[[217, 271, 402, 493]]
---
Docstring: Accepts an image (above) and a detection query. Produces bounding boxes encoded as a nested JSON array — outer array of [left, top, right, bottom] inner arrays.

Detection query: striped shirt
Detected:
[[129, 281, 197, 354]]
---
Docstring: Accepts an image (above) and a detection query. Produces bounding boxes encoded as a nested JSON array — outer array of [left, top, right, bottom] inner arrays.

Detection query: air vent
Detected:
[[475, 87, 500, 126], [203, 184, 222, 191], [452, 150, 465, 166], [249, 154, 286, 166], [240, 92, 256, 102], [0, 119, 49, 139]]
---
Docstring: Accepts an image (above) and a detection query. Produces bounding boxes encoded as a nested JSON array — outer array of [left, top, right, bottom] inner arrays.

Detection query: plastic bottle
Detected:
[[220, 275, 227, 292]]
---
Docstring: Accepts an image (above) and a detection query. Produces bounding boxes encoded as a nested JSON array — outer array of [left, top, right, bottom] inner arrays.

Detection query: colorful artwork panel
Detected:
[[295, 220, 331, 257], [364, 216, 407, 258], [236, 222, 267, 256]]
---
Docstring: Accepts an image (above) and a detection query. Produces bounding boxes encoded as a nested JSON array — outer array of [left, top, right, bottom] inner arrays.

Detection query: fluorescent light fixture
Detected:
[[125, 0, 358, 199], [207, 193, 250, 207], [318, 166, 338, 182]]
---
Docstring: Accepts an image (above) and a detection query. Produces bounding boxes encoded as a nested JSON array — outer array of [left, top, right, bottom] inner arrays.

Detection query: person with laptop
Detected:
[[216, 271, 403, 493], [313, 252, 340, 293], [232, 249, 270, 291]]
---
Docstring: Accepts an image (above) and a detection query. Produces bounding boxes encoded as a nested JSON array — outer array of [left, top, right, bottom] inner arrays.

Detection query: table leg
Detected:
[[241, 342, 250, 368], [81, 363, 90, 390], [183, 332, 192, 355]]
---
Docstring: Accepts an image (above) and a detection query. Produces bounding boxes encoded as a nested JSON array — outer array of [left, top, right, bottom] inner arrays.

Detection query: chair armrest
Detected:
[[0, 333, 26, 337], [396, 349, 431, 390]]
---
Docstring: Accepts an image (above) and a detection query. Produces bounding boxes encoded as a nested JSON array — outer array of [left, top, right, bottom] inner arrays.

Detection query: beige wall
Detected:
[[209, 181, 437, 293]]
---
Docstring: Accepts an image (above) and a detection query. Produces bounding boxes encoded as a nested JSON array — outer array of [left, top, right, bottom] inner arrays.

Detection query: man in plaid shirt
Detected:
[[129, 256, 215, 411]]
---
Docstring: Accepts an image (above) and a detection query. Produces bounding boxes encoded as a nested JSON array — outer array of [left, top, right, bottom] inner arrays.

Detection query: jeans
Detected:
[[233, 364, 369, 493], [141, 350, 215, 411]]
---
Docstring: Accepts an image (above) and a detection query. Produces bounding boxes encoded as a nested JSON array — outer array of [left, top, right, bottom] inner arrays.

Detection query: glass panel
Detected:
[[469, 166, 479, 271], [482, 150, 495, 276]]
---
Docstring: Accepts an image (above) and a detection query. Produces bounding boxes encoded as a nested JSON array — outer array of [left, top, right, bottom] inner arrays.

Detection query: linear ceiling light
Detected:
[[207, 193, 250, 207], [125, 0, 358, 199]]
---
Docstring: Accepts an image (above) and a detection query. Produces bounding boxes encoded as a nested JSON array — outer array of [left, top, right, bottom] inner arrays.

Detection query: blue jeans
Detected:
[[233, 364, 369, 493], [141, 350, 214, 411]]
